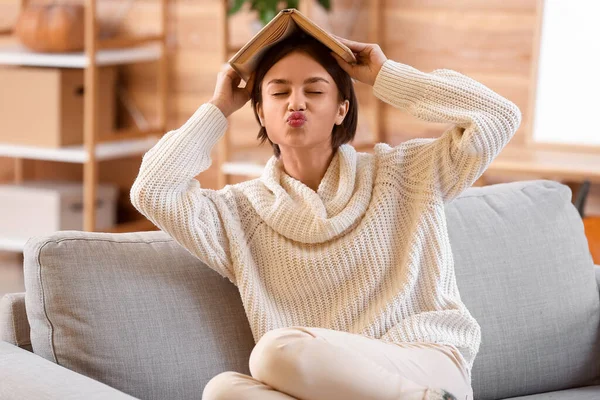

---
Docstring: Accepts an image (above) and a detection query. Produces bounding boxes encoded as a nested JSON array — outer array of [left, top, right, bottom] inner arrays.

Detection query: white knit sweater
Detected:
[[130, 59, 522, 381]]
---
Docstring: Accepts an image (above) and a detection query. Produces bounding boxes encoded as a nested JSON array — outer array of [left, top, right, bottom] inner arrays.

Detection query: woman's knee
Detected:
[[249, 326, 314, 383], [202, 371, 245, 400]]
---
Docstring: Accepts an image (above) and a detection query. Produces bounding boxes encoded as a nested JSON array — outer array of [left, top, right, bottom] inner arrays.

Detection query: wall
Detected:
[[1, 0, 598, 219]]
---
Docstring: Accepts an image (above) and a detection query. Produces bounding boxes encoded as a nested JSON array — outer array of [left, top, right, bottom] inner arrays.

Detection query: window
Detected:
[[532, 0, 600, 146]]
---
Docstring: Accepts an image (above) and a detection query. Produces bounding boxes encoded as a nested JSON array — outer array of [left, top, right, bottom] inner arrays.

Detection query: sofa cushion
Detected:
[[0, 341, 136, 399], [502, 384, 600, 399], [23, 231, 255, 400], [448, 180, 600, 399]]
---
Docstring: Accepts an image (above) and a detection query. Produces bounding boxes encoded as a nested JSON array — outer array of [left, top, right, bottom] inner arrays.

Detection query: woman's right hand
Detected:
[[209, 64, 250, 118]]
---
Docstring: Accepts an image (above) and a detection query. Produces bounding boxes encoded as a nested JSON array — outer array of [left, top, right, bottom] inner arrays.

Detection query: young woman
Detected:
[[131, 32, 521, 400]]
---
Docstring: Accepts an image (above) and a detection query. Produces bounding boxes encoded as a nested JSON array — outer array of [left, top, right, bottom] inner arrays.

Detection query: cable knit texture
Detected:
[[130, 59, 522, 383]]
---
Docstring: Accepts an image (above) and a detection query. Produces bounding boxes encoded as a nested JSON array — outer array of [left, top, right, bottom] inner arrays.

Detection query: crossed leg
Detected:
[[202, 326, 473, 400]]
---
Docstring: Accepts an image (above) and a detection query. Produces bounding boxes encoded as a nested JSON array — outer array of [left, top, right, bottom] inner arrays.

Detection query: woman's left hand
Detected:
[[329, 34, 388, 87]]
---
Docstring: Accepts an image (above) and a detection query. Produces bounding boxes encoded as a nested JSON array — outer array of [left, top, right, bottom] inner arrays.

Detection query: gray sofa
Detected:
[[1, 179, 600, 399]]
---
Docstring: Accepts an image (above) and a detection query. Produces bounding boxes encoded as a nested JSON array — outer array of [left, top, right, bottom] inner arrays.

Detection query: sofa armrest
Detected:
[[0, 293, 31, 351], [0, 341, 138, 400]]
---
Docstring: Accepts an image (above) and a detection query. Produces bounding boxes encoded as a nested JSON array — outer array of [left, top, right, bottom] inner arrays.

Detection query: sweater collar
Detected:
[[250, 144, 375, 244]]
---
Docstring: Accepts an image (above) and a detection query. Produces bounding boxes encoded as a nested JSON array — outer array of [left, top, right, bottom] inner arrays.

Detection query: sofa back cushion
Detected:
[[447, 180, 600, 399], [23, 230, 255, 400]]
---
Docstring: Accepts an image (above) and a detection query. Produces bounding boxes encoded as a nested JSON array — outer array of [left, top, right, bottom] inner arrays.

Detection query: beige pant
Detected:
[[202, 326, 473, 400]]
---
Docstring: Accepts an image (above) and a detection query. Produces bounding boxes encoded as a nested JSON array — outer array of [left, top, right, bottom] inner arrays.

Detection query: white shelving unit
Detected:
[[0, 238, 28, 253], [221, 161, 265, 178], [0, 0, 168, 252], [0, 42, 162, 68], [0, 136, 160, 163]]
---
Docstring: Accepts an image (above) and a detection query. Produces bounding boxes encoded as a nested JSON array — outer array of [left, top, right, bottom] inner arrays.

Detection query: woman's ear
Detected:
[[335, 99, 350, 125]]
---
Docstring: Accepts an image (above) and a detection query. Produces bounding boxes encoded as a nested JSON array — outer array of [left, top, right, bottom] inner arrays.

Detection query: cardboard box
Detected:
[[0, 180, 119, 242], [0, 66, 117, 147]]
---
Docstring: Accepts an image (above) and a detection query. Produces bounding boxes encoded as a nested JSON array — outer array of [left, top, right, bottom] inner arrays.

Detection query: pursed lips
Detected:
[[287, 112, 306, 122]]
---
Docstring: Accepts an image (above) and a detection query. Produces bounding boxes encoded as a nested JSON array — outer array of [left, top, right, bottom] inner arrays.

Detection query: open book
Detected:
[[228, 8, 357, 92]]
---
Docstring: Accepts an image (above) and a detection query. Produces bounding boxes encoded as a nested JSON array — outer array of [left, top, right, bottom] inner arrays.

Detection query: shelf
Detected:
[[0, 237, 27, 252], [0, 42, 162, 68], [0, 135, 160, 163], [222, 161, 265, 177]]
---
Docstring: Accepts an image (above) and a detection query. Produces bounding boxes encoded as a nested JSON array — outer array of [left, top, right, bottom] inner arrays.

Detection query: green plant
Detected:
[[228, 0, 331, 27]]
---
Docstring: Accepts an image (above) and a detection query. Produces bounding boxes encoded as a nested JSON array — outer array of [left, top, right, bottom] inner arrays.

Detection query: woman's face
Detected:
[[256, 51, 349, 153]]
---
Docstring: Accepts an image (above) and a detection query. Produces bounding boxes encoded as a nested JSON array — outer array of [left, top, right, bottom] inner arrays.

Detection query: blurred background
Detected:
[[1, 0, 599, 296]]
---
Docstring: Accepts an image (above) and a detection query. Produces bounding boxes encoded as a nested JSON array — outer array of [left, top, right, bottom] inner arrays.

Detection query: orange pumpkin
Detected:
[[15, 3, 87, 53]]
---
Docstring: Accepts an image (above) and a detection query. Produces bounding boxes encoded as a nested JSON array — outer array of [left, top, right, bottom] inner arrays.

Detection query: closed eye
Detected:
[[273, 92, 323, 96]]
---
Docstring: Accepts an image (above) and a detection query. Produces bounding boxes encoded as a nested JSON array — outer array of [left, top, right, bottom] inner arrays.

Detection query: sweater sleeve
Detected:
[[130, 102, 236, 284], [372, 59, 522, 203]]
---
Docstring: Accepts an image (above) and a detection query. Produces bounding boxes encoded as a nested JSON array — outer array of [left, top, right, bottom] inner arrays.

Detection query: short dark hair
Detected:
[[250, 33, 359, 158]]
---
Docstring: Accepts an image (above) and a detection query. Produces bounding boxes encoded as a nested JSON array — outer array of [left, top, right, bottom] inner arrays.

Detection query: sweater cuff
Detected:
[[372, 59, 429, 110]]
